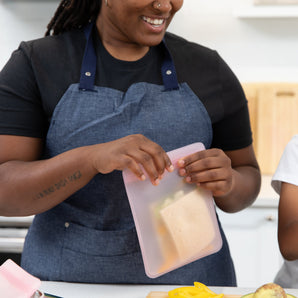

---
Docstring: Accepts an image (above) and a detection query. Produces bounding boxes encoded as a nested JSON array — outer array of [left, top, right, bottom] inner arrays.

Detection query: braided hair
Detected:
[[45, 0, 101, 36]]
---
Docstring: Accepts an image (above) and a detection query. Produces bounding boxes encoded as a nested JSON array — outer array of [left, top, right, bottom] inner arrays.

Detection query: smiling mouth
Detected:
[[142, 16, 165, 27]]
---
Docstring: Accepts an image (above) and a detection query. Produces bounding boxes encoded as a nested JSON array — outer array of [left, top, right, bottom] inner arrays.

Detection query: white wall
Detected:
[[1, 0, 298, 82], [0, 0, 57, 67], [168, 0, 298, 82]]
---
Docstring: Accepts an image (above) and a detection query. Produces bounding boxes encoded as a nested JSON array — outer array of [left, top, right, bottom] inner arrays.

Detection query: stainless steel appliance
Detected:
[[0, 216, 33, 265]]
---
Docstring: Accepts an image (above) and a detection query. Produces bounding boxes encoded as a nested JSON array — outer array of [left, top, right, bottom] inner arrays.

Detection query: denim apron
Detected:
[[21, 23, 236, 286]]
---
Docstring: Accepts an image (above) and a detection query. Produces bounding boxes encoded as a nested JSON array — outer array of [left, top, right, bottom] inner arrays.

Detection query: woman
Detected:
[[0, 0, 261, 285]]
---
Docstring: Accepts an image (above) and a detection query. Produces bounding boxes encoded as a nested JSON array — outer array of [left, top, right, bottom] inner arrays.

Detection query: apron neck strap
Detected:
[[160, 40, 179, 91], [79, 22, 179, 91], [79, 22, 97, 91]]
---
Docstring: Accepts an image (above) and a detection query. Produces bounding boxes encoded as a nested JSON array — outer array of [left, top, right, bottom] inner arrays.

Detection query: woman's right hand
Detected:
[[89, 134, 174, 185], [0, 134, 173, 216]]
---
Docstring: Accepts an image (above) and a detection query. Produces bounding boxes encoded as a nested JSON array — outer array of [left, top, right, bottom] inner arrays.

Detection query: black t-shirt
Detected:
[[0, 27, 252, 150]]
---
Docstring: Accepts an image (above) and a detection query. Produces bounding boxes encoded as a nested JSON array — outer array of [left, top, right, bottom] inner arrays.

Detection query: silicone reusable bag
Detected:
[[0, 259, 44, 298], [122, 142, 223, 278]]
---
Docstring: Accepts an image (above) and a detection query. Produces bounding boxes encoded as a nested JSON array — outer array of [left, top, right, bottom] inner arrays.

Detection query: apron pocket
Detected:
[[60, 221, 146, 282], [60, 247, 145, 283], [62, 221, 140, 256]]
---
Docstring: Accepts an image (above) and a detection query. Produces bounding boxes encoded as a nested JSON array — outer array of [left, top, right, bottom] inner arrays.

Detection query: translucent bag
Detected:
[[0, 259, 44, 298], [122, 142, 222, 278]]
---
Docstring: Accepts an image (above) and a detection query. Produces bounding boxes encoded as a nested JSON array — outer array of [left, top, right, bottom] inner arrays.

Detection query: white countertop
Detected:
[[39, 283, 298, 298]]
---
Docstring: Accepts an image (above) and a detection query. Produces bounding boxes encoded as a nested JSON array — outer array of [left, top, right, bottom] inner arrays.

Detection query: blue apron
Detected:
[[21, 23, 236, 286]]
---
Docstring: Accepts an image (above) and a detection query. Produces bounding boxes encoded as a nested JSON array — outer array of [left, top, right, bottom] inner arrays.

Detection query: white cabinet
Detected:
[[234, 5, 298, 18], [217, 203, 283, 287], [233, 1, 298, 18]]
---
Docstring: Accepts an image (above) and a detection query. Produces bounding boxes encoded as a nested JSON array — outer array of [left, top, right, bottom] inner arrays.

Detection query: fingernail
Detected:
[[154, 178, 160, 186], [140, 174, 146, 181], [177, 159, 185, 167], [185, 176, 191, 183], [168, 165, 174, 172], [179, 168, 186, 176]]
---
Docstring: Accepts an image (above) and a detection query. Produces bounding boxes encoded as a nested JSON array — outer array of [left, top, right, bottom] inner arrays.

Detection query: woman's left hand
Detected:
[[177, 148, 234, 197]]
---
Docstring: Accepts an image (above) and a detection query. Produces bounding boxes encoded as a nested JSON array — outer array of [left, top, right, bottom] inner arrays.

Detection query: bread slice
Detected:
[[159, 189, 215, 260]]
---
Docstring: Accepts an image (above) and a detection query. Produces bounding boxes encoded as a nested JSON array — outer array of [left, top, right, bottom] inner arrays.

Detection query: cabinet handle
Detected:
[[265, 215, 275, 221], [276, 91, 295, 97]]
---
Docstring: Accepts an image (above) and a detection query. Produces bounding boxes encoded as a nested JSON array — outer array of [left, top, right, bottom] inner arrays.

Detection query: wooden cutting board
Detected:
[[147, 292, 242, 298]]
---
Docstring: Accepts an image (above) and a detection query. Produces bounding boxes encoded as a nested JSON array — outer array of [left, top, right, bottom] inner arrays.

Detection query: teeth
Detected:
[[142, 16, 164, 26]]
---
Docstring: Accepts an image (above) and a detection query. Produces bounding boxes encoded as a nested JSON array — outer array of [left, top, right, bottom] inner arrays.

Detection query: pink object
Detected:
[[0, 259, 42, 298], [123, 142, 223, 278]]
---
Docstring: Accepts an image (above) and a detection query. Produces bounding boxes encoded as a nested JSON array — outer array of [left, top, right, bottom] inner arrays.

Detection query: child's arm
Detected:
[[278, 181, 298, 260]]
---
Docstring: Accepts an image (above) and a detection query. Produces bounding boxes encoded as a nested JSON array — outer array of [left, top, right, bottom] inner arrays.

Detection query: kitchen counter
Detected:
[[39, 283, 298, 298]]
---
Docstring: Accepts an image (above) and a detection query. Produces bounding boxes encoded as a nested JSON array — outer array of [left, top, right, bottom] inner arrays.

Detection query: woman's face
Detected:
[[99, 0, 184, 47]]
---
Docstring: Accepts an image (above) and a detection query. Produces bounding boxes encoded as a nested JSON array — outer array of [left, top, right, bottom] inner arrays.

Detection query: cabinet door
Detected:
[[242, 82, 298, 175], [257, 85, 298, 174], [217, 207, 283, 287]]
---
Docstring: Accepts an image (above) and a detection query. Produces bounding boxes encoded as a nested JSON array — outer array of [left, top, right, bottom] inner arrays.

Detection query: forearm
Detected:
[[214, 165, 261, 213], [0, 146, 97, 216], [279, 221, 298, 260]]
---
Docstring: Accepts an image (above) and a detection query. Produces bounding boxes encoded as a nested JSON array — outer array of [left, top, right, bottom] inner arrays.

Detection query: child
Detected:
[[272, 134, 298, 288]]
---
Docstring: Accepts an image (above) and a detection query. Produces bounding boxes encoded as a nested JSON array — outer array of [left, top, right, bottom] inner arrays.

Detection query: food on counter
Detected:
[[147, 282, 224, 298], [241, 283, 296, 298], [147, 282, 297, 298], [158, 189, 216, 260], [168, 282, 224, 298]]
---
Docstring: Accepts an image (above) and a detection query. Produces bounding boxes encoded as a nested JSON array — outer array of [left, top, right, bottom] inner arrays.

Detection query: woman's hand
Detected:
[[177, 148, 233, 197], [89, 134, 174, 185]]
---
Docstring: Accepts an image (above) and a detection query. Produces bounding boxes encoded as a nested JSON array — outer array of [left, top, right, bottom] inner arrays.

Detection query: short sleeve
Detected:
[[211, 53, 252, 150], [0, 42, 47, 138], [271, 135, 298, 194]]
